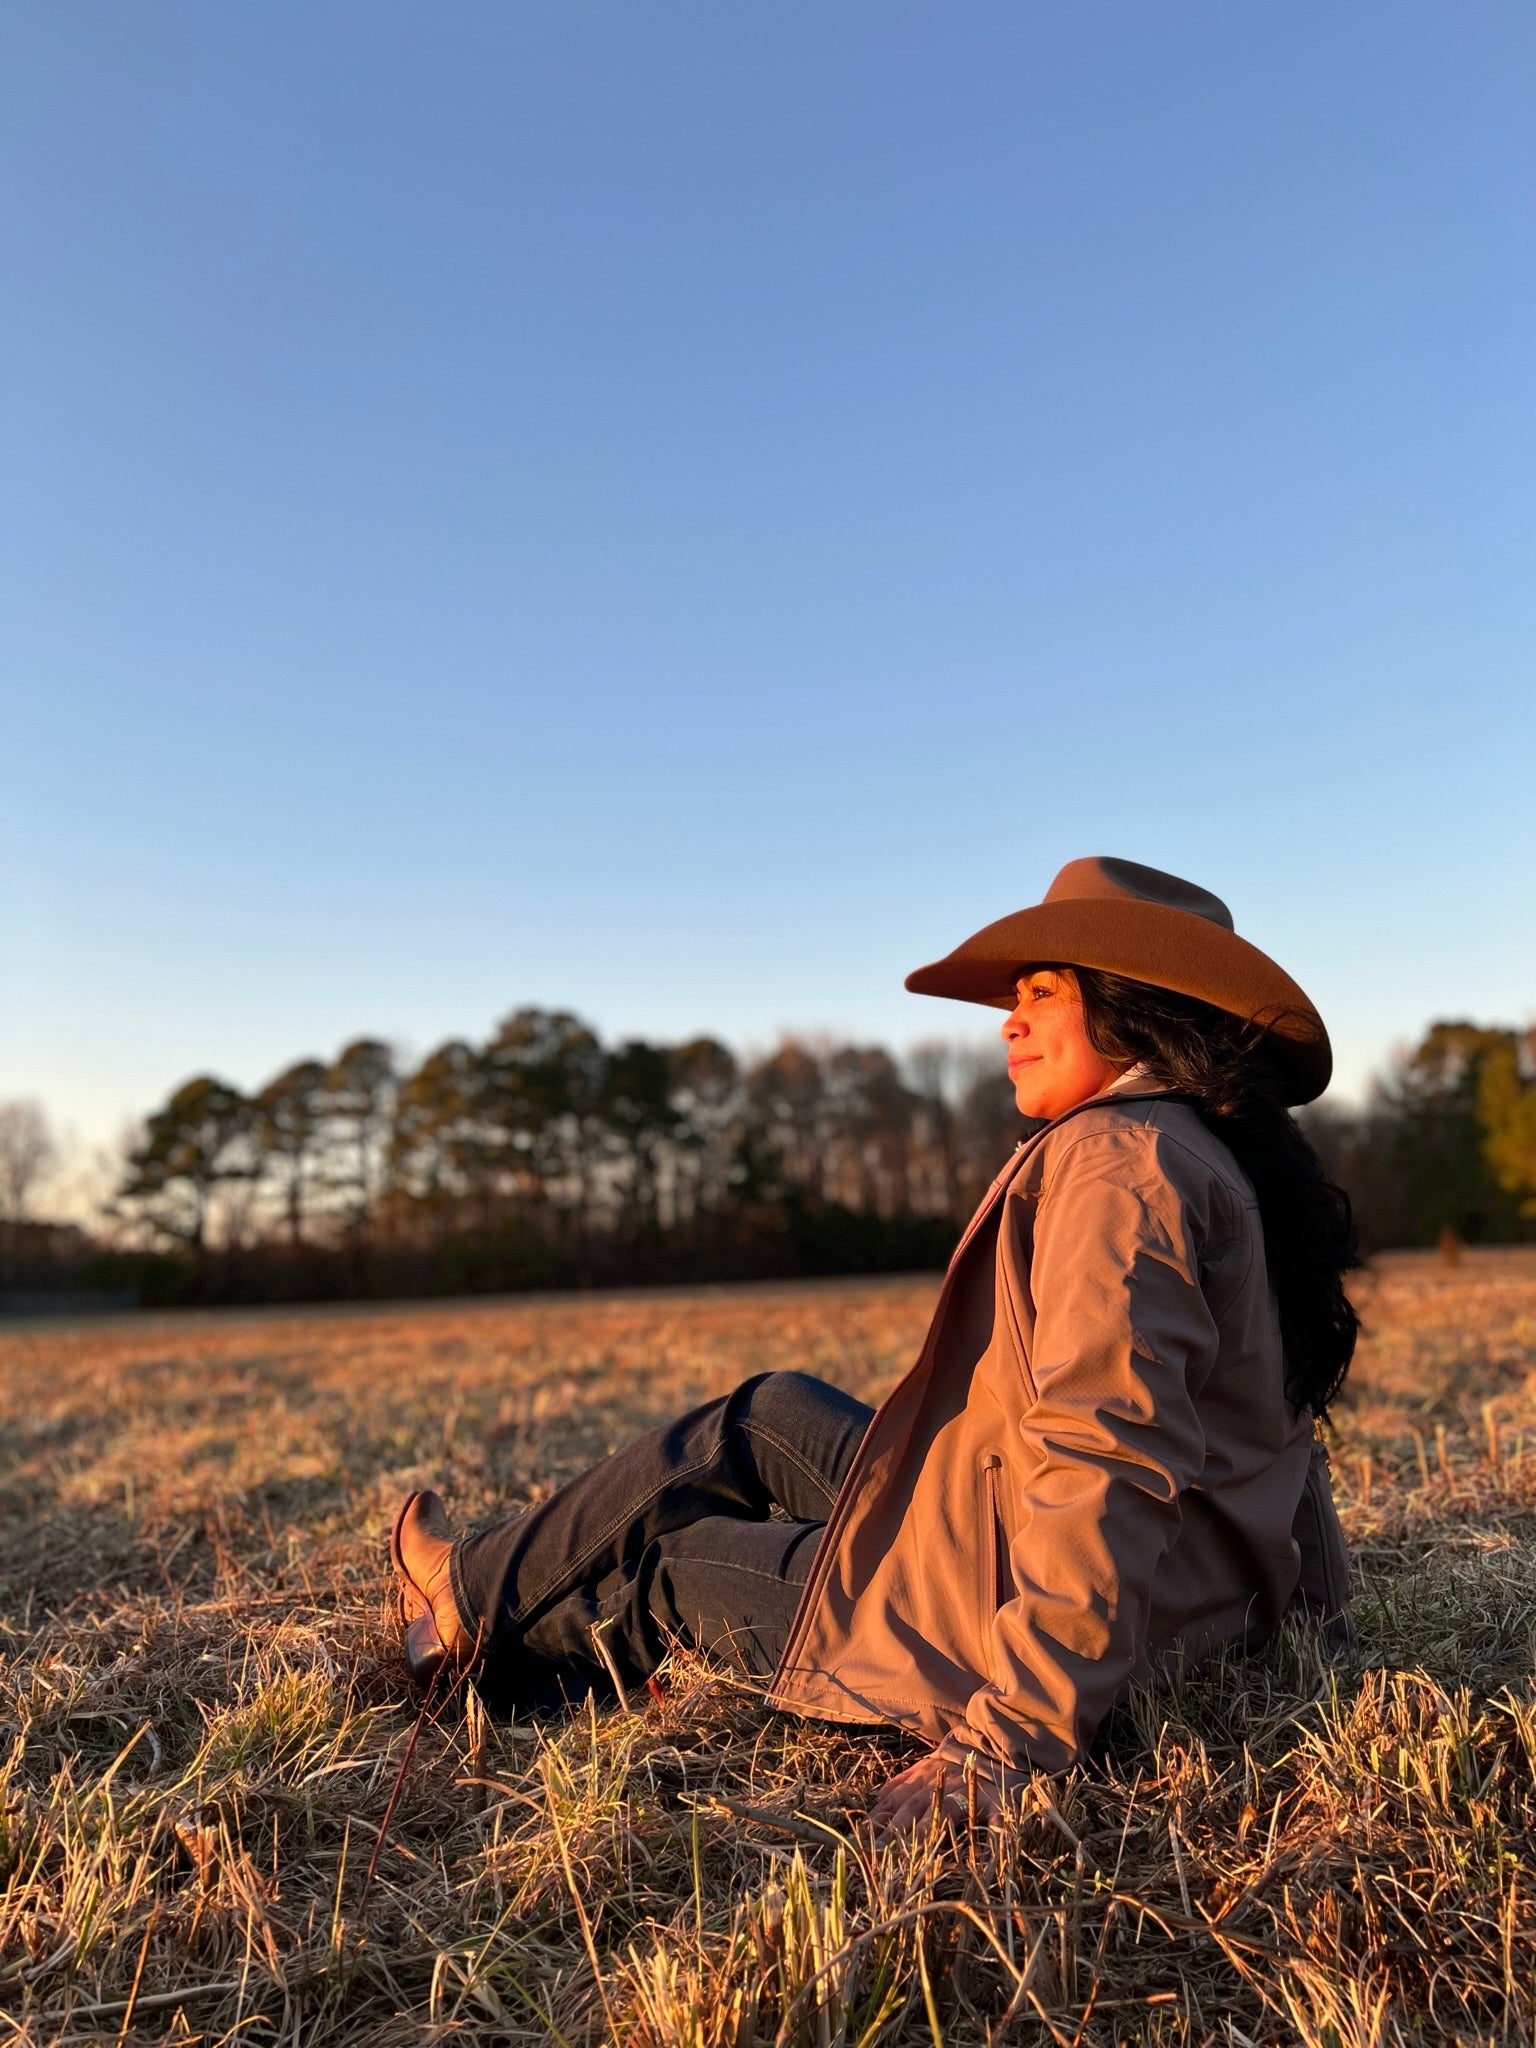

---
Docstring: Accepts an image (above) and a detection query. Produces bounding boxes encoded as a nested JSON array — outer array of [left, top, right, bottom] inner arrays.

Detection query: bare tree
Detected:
[[0, 1099, 57, 1221], [321, 1039, 399, 1241], [254, 1059, 329, 1244], [113, 1076, 256, 1252]]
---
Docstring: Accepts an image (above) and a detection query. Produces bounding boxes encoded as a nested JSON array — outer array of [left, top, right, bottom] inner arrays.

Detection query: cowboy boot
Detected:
[[389, 1491, 481, 1687]]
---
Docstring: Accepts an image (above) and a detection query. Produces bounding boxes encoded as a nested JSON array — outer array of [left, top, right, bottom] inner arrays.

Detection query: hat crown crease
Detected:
[[1045, 856, 1234, 932]]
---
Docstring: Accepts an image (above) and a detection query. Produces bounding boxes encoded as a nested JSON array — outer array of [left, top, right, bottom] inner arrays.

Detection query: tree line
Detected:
[[2, 1010, 1533, 1308], [96, 1013, 1025, 1300]]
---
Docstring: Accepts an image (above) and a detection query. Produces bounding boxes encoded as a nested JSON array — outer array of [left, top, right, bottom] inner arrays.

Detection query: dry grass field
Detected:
[[3, 1252, 1535, 2045]]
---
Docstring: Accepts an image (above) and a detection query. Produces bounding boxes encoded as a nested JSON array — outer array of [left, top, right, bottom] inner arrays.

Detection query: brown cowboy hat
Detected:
[[905, 856, 1331, 1105]]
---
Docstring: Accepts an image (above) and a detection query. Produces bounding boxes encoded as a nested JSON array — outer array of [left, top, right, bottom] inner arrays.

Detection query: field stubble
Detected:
[[2, 1253, 1535, 2045]]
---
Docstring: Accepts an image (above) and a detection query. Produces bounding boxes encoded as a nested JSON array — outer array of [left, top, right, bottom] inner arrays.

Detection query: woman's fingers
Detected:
[[870, 1788, 929, 1839], [868, 1754, 966, 1840]]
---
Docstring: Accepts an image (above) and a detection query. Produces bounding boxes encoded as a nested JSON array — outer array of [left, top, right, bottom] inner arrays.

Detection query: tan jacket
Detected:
[[768, 1086, 1349, 1775]]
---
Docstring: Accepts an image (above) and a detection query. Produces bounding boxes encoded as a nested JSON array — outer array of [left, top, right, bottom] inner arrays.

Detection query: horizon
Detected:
[[7, 984, 1502, 1231]]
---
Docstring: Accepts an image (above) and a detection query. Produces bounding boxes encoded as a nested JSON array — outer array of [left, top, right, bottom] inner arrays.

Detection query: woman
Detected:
[[389, 857, 1356, 1831]]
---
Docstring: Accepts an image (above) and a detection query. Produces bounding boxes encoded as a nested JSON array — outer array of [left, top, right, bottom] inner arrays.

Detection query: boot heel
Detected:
[[403, 1613, 447, 1688]]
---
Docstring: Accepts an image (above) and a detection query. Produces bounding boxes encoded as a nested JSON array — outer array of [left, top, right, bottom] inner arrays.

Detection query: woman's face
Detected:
[[1001, 967, 1132, 1120]]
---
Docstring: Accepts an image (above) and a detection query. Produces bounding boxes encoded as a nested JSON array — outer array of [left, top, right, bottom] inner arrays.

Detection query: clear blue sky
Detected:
[[3, 2, 1532, 1161]]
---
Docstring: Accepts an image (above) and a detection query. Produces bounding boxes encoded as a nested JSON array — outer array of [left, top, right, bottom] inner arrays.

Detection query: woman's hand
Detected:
[[867, 1752, 997, 1840]]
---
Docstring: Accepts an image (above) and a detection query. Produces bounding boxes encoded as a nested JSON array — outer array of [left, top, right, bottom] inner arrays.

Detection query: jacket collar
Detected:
[[1009, 1068, 1179, 1160]]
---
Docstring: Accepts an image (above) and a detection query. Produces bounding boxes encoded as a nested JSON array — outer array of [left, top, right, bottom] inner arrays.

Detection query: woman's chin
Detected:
[[1015, 1079, 1100, 1122]]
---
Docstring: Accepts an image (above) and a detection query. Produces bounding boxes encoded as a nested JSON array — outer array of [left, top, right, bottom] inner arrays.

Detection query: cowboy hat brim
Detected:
[[905, 897, 1331, 1105]]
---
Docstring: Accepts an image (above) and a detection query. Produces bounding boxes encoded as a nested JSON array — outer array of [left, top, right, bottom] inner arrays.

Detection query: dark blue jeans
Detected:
[[451, 1371, 873, 1714]]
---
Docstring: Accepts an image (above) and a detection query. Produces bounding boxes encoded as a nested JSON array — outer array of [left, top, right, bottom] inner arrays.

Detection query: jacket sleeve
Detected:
[[937, 1125, 1224, 1778]]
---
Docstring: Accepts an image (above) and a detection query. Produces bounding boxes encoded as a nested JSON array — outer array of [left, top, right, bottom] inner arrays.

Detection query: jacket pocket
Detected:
[[980, 1452, 1007, 1622]]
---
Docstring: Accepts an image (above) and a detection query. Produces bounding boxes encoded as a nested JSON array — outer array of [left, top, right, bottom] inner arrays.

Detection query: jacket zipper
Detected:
[[770, 1155, 1036, 1679], [770, 1168, 1020, 1685]]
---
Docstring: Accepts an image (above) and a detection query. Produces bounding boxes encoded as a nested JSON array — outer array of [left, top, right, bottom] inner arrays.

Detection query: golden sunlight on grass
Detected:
[[2, 1256, 1534, 2043]]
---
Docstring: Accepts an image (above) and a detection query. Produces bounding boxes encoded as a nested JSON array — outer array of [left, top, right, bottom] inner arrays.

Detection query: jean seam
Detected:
[[678, 1556, 815, 1589], [742, 1419, 842, 1511], [507, 1442, 724, 1626]]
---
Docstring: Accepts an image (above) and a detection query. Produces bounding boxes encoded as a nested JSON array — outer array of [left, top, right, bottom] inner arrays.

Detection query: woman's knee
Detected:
[[748, 1369, 866, 1427], [739, 1371, 872, 1503]]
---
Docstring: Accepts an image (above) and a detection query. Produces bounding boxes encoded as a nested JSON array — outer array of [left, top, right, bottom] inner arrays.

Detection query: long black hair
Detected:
[[1069, 966, 1359, 1417]]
